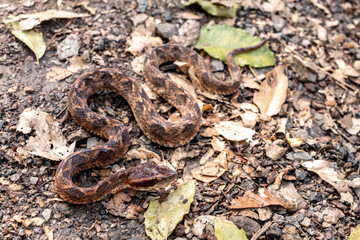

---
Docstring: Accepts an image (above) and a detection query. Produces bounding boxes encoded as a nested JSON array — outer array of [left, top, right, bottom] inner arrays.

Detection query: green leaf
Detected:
[[195, 25, 275, 67], [144, 180, 196, 240], [214, 217, 248, 240], [6, 21, 46, 64], [184, 1, 238, 18], [349, 224, 360, 240]]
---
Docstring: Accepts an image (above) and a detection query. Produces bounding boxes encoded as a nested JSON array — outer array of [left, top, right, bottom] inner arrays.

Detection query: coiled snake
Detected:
[[54, 41, 267, 204]]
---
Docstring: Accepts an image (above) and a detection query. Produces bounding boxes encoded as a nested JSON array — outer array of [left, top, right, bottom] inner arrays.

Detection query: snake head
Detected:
[[128, 162, 177, 190]]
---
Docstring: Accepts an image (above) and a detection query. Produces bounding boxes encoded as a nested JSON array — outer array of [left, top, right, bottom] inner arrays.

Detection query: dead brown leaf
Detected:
[[230, 188, 286, 209], [16, 108, 75, 161], [191, 151, 227, 183], [46, 67, 72, 82], [254, 65, 288, 119]]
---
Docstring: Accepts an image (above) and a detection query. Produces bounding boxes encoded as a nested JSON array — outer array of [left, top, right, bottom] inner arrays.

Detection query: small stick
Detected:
[[278, 40, 356, 92], [46, 20, 73, 49]]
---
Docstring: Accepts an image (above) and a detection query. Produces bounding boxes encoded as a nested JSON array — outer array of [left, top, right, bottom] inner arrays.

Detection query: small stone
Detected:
[[286, 151, 312, 161], [300, 217, 311, 227], [301, 39, 311, 47], [156, 23, 178, 39], [210, 59, 224, 72], [136, 0, 148, 13], [67, 129, 91, 142], [272, 15, 286, 32], [257, 207, 272, 221], [295, 169, 307, 181], [87, 137, 101, 148], [322, 207, 345, 224], [29, 176, 38, 185], [266, 224, 282, 237], [0, 120, 4, 129], [229, 216, 261, 238], [131, 13, 148, 27], [57, 34, 80, 60], [265, 142, 286, 160], [354, 60, 360, 71], [42, 209, 52, 222], [24, 86, 35, 93], [53, 202, 72, 212], [309, 192, 323, 203], [317, 26, 327, 41]]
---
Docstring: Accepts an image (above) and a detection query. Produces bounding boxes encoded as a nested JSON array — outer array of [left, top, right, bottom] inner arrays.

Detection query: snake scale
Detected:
[[54, 40, 267, 204]]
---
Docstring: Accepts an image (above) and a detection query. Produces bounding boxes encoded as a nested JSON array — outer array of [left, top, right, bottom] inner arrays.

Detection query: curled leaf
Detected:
[[253, 65, 288, 119], [6, 21, 46, 63]]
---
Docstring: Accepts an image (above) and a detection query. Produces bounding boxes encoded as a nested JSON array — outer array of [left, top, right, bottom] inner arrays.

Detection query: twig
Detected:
[[248, 66, 260, 82], [46, 20, 73, 49], [278, 40, 357, 92], [87, 219, 98, 232], [251, 221, 273, 240]]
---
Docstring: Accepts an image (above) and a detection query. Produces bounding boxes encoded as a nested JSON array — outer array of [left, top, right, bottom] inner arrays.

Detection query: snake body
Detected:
[[55, 41, 267, 204]]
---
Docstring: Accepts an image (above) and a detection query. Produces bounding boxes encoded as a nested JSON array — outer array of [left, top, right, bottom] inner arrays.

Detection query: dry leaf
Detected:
[[16, 108, 75, 161], [214, 121, 255, 142], [43, 225, 54, 240], [268, 182, 307, 211], [211, 137, 226, 152], [254, 65, 288, 119], [131, 55, 146, 75], [171, 147, 201, 169], [231, 188, 286, 209], [191, 151, 227, 182], [339, 114, 360, 135], [46, 67, 72, 82], [126, 30, 162, 56], [5, 10, 90, 30], [302, 160, 360, 193], [67, 55, 91, 73], [201, 127, 219, 137]]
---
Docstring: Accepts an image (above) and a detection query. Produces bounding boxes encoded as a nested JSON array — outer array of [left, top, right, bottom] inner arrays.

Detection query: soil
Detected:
[[0, 0, 360, 240]]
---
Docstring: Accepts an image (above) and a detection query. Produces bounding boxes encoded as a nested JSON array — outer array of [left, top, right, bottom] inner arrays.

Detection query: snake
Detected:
[[54, 40, 268, 204]]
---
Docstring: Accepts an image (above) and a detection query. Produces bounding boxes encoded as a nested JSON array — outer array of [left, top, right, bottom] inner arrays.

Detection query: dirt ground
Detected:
[[0, 0, 360, 239]]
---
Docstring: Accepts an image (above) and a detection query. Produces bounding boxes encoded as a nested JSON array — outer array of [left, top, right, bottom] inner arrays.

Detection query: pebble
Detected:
[[309, 192, 323, 203], [29, 176, 38, 185], [229, 216, 260, 237], [57, 34, 81, 60], [131, 13, 148, 27], [67, 129, 91, 142], [317, 26, 327, 41], [257, 207, 272, 221], [210, 59, 224, 72], [301, 39, 311, 47], [42, 209, 52, 222], [322, 207, 345, 224], [53, 202, 71, 212], [24, 86, 35, 94], [136, 0, 148, 13], [266, 224, 282, 237], [286, 151, 312, 161], [265, 142, 286, 160], [155, 23, 178, 39], [272, 15, 286, 31], [300, 217, 311, 227], [354, 60, 360, 71], [295, 169, 307, 180], [0, 120, 4, 129]]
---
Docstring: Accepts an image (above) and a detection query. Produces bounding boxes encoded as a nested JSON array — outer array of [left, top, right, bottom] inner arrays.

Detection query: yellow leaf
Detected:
[[6, 21, 45, 63]]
